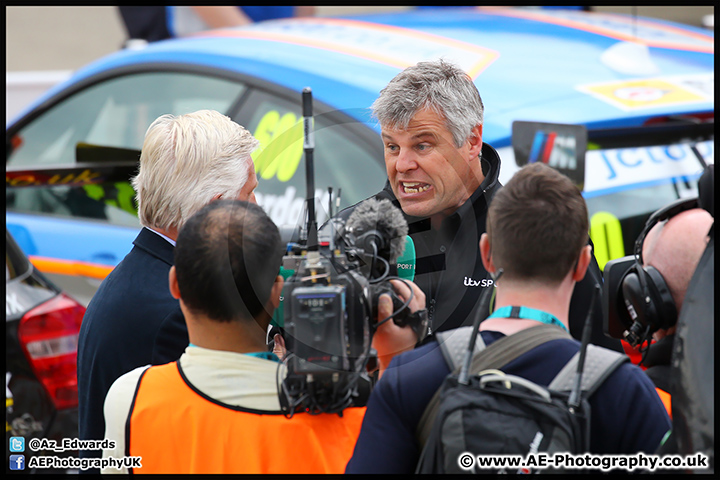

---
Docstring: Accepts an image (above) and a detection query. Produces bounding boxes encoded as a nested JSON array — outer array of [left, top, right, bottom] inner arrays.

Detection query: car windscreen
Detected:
[[6, 71, 247, 228]]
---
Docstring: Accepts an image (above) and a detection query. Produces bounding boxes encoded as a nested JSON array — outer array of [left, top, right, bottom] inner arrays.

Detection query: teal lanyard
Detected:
[[245, 351, 280, 362], [187, 344, 280, 363], [487, 306, 568, 333]]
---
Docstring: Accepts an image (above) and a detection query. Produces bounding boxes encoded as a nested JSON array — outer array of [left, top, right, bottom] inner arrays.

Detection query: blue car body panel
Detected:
[[6, 212, 138, 267], [6, 7, 714, 277], [11, 8, 713, 137]]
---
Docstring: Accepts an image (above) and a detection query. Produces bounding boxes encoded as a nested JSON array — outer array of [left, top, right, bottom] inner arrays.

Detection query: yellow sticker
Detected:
[[252, 110, 304, 182], [83, 182, 138, 216], [579, 78, 709, 111], [590, 211, 625, 271]]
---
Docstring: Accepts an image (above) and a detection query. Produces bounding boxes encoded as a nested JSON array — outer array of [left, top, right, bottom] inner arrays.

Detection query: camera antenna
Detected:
[[302, 87, 319, 254], [568, 283, 601, 410]]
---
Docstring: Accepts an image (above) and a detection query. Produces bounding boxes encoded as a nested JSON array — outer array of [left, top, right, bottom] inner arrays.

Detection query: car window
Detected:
[[6, 231, 30, 282], [8, 72, 247, 166], [6, 72, 247, 227], [237, 90, 386, 228]]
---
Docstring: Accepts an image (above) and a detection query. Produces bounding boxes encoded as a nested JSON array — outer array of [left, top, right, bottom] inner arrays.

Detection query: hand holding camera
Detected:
[[372, 279, 427, 376]]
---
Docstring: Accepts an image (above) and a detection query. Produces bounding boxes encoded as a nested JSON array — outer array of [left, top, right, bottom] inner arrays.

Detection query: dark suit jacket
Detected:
[[77, 227, 188, 467]]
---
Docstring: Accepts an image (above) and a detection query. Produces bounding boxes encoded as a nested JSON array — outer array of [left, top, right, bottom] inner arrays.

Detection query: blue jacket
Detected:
[[346, 330, 671, 474]]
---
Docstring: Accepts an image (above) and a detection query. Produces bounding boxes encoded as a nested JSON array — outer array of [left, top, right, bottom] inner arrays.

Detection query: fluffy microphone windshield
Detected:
[[346, 198, 408, 263]]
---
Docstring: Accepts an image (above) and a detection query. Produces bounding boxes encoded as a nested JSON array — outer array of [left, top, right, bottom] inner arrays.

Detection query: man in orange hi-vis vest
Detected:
[[101, 200, 365, 474]]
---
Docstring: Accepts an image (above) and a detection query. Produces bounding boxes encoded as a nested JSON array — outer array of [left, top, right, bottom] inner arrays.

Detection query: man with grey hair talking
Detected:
[[340, 59, 619, 371], [77, 109, 259, 472]]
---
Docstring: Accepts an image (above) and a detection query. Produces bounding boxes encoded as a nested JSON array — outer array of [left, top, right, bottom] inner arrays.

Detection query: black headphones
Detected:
[[619, 197, 699, 347]]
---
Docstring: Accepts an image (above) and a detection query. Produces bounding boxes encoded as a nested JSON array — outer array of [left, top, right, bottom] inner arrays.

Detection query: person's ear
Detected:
[[467, 124, 483, 159], [269, 275, 284, 310], [169, 266, 181, 300], [480, 233, 495, 273], [572, 245, 593, 282]]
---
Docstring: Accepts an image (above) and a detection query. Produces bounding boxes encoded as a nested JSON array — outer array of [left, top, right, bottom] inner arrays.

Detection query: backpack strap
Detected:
[[435, 326, 487, 372], [465, 325, 570, 377], [548, 344, 629, 397], [415, 324, 570, 448]]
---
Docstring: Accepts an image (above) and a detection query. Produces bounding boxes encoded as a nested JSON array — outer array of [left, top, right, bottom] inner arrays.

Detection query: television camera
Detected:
[[275, 88, 428, 416]]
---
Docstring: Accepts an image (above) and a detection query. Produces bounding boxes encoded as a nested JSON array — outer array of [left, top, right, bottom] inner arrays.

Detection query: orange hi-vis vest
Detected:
[[127, 362, 366, 474], [656, 387, 672, 419]]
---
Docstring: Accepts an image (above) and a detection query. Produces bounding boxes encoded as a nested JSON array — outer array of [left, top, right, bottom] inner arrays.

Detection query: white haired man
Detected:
[[77, 110, 259, 472]]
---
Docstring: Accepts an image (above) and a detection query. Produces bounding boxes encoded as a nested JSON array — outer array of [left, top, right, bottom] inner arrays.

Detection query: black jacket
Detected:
[[338, 143, 621, 350], [643, 334, 674, 393]]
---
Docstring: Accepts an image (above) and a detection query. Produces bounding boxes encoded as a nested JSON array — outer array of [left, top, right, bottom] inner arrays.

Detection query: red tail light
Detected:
[[17, 293, 86, 410]]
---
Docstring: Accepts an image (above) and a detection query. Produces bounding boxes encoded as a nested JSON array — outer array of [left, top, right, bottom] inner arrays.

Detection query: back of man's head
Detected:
[[642, 208, 713, 312], [174, 199, 283, 323], [371, 58, 484, 147], [487, 163, 588, 284], [132, 109, 259, 232]]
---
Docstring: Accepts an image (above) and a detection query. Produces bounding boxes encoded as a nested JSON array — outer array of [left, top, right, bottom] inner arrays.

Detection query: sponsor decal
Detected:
[[253, 110, 304, 182], [6, 292, 26, 317], [478, 7, 714, 53], [512, 121, 588, 191], [577, 74, 713, 111], [256, 186, 332, 227], [589, 211, 626, 271], [6, 168, 103, 188], [584, 139, 713, 196], [207, 18, 499, 78]]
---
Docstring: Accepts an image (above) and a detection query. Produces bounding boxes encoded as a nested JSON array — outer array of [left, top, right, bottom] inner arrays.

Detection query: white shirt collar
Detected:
[[147, 227, 176, 246]]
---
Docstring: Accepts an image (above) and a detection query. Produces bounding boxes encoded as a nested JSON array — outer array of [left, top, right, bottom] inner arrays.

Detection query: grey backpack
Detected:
[[415, 324, 628, 474]]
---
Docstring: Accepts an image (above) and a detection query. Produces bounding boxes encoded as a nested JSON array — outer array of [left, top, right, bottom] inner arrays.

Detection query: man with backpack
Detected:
[[345, 163, 671, 474]]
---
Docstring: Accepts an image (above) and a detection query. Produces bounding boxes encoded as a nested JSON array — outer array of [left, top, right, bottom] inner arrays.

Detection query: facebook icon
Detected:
[[9, 454, 25, 471]]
